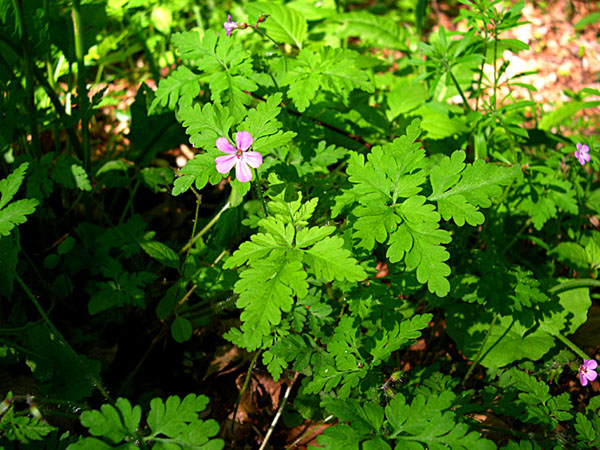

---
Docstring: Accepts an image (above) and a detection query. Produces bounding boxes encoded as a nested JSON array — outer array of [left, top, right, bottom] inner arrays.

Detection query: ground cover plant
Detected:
[[1, 0, 600, 448]]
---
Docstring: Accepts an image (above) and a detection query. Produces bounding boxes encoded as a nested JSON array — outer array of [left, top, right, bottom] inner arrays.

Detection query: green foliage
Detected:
[[69, 394, 224, 450], [223, 190, 366, 351], [0, 163, 39, 237], [335, 120, 518, 296], [280, 46, 374, 112], [314, 391, 495, 449], [2, 0, 599, 448]]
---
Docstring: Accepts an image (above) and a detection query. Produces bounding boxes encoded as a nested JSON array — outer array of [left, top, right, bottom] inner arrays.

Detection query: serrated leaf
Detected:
[[150, 66, 201, 113], [80, 398, 141, 444], [385, 392, 495, 449], [0, 162, 29, 210], [179, 102, 234, 150], [234, 259, 308, 350], [303, 235, 366, 282], [281, 47, 374, 112], [428, 151, 519, 226], [0, 199, 39, 237]]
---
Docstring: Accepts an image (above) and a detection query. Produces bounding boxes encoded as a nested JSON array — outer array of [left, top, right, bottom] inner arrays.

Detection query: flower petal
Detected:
[[579, 372, 589, 386], [236, 131, 253, 151], [216, 137, 236, 154], [577, 143, 583, 152], [243, 151, 263, 169], [235, 159, 253, 182], [587, 370, 598, 382], [586, 359, 598, 370], [215, 155, 237, 174]]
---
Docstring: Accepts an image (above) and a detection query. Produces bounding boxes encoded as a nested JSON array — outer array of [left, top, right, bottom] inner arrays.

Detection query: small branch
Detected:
[[72, 0, 90, 169], [259, 372, 299, 450], [231, 350, 261, 433]]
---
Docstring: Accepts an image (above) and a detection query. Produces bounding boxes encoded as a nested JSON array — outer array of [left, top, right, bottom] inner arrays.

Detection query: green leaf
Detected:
[[234, 259, 308, 350], [247, 2, 307, 48], [147, 394, 222, 449], [150, 66, 201, 112], [0, 163, 39, 237], [80, 398, 141, 444], [549, 242, 589, 271], [171, 316, 193, 343], [0, 162, 29, 210], [314, 424, 361, 450], [140, 240, 179, 269], [281, 47, 374, 112], [0, 199, 39, 237], [540, 101, 600, 130], [387, 79, 428, 120], [428, 151, 519, 226], [447, 287, 591, 368], [385, 392, 495, 449], [179, 102, 234, 151], [302, 235, 367, 282], [334, 11, 406, 49]]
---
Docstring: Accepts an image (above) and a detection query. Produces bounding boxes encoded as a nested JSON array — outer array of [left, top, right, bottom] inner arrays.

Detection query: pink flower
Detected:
[[215, 131, 262, 182], [224, 15, 239, 36], [578, 359, 598, 386], [575, 143, 591, 166]]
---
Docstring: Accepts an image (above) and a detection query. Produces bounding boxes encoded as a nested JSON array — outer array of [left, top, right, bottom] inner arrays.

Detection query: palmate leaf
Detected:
[[70, 394, 223, 450], [429, 151, 520, 226], [339, 120, 517, 297], [385, 392, 496, 450], [164, 29, 257, 120], [281, 47, 374, 112], [239, 93, 296, 154], [512, 172, 578, 230]]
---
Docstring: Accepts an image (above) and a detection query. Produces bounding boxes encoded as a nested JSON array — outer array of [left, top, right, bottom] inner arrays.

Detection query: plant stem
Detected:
[[553, 333, 590, 361], [72, 0, 90, 169], [461, 312, 499, 386], [13, 0, 42, 159], [444, 61, 472, 112], [15, 272, 113, 403], [251, 26, 288, 71], [179, 200, 230, 255], [501, 217, 532, 255], [231, 350, 261, 433], [549, 278, 600, 294], [259, 372, 299, 450], [253, 171, 269, 217]]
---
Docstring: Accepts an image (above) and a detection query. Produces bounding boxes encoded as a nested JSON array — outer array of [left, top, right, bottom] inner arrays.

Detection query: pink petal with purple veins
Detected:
[[236, 131, 253, 151], [243, 151, 263, 168], [580, 373, 589, 386], [586, 360, 598, 370], [216, 137, 236, 154], [236, 160, 253, 182], [215, 154, 237, 174]]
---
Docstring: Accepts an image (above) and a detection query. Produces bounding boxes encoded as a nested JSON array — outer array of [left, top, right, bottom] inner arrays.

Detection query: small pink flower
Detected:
[[215, 131, 262, 182], [224, 15, 239, 36], [575, 143, 591, 166], [578, 359, 598, 386]]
